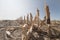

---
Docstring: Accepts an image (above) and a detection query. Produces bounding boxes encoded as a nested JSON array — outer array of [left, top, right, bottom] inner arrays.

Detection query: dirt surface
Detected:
[[0, 25, 60, 40], [0, 27, 22, 40]]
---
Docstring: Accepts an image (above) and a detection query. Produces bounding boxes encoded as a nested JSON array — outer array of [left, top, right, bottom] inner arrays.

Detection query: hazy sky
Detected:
[[0, 0, 60, 20]]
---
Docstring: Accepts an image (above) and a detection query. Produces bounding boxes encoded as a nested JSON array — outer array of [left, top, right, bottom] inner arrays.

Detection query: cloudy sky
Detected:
[[0, 0, 60, 20]]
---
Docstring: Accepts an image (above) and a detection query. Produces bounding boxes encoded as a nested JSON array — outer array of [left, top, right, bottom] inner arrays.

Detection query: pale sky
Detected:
[[0, 0, 60, 20]]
